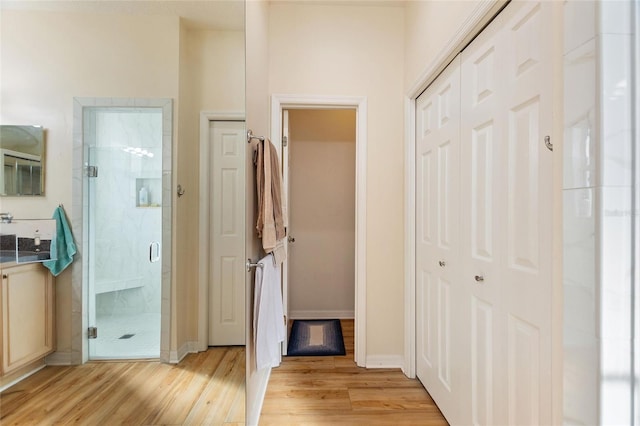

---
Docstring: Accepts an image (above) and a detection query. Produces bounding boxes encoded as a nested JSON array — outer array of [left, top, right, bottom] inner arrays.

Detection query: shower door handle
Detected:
[[149, 241, 160, 263]]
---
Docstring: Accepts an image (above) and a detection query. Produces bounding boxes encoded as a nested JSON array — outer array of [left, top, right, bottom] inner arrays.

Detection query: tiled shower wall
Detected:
[[91, 110, 162, 316], [563, 1, 635, 424]]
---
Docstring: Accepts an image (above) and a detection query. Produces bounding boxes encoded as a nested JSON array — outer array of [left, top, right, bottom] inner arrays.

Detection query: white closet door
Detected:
[[415, 55, 465, 426], [500, 2, 553, 424], [460, 12, 505, 426], [460, 1, 554, 424]]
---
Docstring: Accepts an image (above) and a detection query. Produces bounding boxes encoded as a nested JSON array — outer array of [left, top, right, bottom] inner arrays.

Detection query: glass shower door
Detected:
[[86, 107, 163, 359]]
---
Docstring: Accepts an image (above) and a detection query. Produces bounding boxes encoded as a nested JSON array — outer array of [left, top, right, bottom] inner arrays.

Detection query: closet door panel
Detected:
[[415, 55, 463, 426], [502, 2, 553, 425], [460, 13, 505, 426]]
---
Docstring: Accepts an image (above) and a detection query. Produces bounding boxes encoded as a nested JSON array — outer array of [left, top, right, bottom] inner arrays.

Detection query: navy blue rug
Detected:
[[287, 319, 346, 356]]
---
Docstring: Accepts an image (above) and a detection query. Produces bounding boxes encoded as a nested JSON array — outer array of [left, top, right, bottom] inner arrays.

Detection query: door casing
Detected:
[[271, 94, 367, 367]]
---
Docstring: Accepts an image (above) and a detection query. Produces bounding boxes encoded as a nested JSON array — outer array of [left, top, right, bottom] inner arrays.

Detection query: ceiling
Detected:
[[0, 0, 245, 31]]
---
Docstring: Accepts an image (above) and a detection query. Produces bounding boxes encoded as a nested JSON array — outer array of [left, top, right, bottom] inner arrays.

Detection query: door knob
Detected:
[[474, 275, 484, 283], [288, 236, 295, 243]]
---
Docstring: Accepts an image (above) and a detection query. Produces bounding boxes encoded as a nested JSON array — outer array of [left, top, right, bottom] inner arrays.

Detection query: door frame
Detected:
[[404, 0, 502, 378], [271, 94, 368, 367], [197, 111, 245, 351], [70, 97, 173, 364]]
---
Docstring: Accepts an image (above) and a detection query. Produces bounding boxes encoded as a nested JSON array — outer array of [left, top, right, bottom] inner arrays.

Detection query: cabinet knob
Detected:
[[438, 261, 446, 267], [2, 274, 7, 279], [474, 275, 484, 283]]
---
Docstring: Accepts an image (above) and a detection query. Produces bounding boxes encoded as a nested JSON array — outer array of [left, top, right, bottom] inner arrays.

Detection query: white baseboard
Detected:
[[247, 367, 271, 426], [45, 351, 73, 365], [169, 340, 199, 364], [365, 354, 405, 369], [289, 310, 355, 320]]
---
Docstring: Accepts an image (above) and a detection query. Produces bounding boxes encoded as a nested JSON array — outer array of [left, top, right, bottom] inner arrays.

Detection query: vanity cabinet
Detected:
[[1, 262, 54, 375]]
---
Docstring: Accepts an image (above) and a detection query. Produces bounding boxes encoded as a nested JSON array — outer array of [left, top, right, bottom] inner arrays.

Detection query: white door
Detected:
[[459, 10, 505, 426], [281, 109, 291, 354], [461, 2, 554, 424], [415, 55, 465, 426], [497, 2, 553, 424], [209, 121, 246, 346], [415, 1, 554, 424]]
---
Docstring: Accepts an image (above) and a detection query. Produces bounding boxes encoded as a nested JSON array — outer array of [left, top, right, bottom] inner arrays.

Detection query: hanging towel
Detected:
[[43, 206, 77, 276], [255, 139, 287, 264], [253, 253, 285, 370]]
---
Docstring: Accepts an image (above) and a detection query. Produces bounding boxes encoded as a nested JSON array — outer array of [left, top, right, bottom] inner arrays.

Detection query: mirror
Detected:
[[0, 125, 45, 196]]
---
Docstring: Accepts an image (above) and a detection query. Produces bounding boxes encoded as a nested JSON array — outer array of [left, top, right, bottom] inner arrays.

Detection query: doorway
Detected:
[[271, 94, 367, 366], [285, 109, 356, 321], [76, 100, 172, 360]]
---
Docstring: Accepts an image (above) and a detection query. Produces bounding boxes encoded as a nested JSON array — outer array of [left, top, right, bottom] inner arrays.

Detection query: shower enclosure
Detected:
[[83, 106, 164, 359]]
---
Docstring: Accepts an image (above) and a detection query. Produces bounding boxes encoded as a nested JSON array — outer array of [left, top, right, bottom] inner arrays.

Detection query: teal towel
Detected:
[[43, 206, 77, 276]]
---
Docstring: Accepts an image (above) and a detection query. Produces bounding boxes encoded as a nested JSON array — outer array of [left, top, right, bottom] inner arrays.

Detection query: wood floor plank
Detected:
[[0, 347, 245, 426], [260, 319, 449, 425], [184, 347, 245, 425]]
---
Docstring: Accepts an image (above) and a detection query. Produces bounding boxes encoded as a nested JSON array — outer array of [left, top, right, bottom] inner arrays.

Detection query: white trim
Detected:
[[289, 310, 355, 320], [365, 355, 405, 369], [403, 1, 502, 378], [403, 95, 416, 379], [247, 367, 271, 426], [198, 111, 245, 351], [169, 340, 199, 364], [45, 351, 73, 365], [271, 94, 367, 368]]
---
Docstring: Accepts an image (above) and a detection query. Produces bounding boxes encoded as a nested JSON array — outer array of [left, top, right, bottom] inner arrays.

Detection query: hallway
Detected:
[[260, 320, 448, 425]]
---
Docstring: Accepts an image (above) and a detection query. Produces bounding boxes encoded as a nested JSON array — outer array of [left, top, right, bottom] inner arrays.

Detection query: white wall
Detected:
[[404, 0, 483, 92], [268, 2, 405, 359], [177, 25, 245, 348], [288, 109, 356, 318]]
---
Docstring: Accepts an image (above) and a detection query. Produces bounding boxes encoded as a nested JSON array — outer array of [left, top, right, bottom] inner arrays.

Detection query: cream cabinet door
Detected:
[[2, 263, 54, 374]]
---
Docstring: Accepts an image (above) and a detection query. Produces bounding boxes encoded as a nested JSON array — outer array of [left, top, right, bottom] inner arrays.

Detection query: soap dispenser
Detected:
[[139, 186, 148, 206]]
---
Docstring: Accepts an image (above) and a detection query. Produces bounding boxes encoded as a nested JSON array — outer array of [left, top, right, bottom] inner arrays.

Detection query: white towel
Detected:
[[253, 254, 285, 370]]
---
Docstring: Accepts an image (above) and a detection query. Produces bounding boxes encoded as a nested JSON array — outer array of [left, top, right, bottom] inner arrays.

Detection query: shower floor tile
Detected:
[[91, 312, 160, 359]]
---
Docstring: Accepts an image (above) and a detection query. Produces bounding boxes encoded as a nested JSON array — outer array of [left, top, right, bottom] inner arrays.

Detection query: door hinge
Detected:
[[88, 326, 98, 339], [283, 135, 288, 147], [86, 165, 99, 178]]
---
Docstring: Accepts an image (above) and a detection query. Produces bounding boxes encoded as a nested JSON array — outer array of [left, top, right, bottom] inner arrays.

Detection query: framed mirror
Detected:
[[0, 125, 45, 196]]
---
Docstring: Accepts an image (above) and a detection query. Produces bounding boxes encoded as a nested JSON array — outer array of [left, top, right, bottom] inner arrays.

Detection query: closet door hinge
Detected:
[[282, 135, 288, 147]]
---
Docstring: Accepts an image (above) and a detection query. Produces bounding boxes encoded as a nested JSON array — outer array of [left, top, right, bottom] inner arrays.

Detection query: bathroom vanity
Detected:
[[0, 260, 54, 381]]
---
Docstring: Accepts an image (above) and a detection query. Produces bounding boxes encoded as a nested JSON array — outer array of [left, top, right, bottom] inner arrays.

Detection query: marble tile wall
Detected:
[[563, 1, 635, 424], [91, 110, 162, 316]]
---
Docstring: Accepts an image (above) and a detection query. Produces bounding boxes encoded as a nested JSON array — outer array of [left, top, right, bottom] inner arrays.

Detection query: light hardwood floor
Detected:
[[0, 346, 245, 425], [260, 319, 449, 425]]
